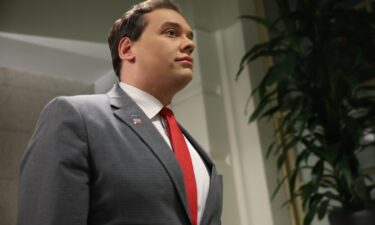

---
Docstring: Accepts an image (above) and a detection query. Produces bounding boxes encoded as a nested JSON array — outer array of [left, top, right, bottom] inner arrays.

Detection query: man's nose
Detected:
[[181, 37, 195, 55]]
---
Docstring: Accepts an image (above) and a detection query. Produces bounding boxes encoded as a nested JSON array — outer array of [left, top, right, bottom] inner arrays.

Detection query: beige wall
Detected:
[[0, 67, 93, 225]]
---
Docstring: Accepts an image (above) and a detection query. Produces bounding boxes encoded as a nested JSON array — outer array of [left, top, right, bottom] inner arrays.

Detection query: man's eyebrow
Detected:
[[160, 22, 194, 40]]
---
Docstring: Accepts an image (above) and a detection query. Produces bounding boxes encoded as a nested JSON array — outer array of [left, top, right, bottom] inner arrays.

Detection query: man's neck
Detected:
[[120, 80, 173, 106]]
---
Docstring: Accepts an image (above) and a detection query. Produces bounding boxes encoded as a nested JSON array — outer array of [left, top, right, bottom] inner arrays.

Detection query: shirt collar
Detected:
[[119, 82, 164, 119]]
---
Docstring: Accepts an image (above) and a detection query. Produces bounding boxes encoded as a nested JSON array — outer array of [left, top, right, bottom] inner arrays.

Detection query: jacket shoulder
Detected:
[[45, 94, 108, 111], [55, 94, 108, 105]]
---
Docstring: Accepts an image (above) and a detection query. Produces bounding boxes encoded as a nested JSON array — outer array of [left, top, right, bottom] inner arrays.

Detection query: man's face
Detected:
[[132, 8, 195, 93]]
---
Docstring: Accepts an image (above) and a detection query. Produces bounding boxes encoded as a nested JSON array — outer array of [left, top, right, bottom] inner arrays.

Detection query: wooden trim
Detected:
[[275, 115, 304, 225], [252, 1, 304, 225], [364, 166, 375, 174], [355, 0, 374, 11]]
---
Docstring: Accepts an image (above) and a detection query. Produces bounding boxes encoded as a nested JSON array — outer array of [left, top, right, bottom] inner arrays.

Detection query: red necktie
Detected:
[[159, 107, 198, 225]]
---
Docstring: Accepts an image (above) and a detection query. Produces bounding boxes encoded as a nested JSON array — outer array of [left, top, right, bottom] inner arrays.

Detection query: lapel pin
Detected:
[[130, 114, 143, 125]]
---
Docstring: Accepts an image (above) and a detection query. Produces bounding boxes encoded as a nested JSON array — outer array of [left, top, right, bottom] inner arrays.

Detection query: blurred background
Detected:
[[0, 0, 374, 225]]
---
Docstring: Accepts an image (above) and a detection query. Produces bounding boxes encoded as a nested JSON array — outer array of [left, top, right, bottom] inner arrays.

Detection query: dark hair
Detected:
[[107, 0, 181, 78]]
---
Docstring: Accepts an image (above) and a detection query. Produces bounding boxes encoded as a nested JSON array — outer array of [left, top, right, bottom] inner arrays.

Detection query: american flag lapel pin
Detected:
[[130, 114, 143, 125]]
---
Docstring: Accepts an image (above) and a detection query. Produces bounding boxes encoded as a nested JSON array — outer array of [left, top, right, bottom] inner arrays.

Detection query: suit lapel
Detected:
[[181, 126, 222, 225], [107, 85, 192, 222], [180, 126, 214, 170], [200, 168, 222, 225]]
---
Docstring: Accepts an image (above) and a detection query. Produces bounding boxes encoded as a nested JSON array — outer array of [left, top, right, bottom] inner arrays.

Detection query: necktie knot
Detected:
[[159, 107, 173, 118]]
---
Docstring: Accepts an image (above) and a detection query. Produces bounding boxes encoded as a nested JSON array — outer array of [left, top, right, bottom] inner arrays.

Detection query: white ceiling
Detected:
[[0, 0, 243, 84], [0, 0, 240, 43], [0, 0, 140, 42]]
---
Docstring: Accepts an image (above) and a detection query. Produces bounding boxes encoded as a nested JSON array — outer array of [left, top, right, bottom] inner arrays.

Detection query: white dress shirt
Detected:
[[119, 82, 210, 224]]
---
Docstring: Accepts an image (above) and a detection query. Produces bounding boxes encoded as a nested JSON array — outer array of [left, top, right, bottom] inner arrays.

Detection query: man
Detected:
[[16, 0, 223, 225]]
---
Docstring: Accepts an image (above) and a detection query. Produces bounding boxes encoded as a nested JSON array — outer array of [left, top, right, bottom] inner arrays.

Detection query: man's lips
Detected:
[[176, 56, 194, 66]]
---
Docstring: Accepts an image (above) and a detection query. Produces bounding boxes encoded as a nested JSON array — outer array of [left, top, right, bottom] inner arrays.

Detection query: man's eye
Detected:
[[165, 29, 177, 37]]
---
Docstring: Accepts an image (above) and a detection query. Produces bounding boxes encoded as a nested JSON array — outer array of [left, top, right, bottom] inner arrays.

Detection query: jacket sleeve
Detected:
[[17, 96, 90, 225]]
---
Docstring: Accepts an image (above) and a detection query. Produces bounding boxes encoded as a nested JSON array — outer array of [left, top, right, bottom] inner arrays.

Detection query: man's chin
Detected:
[[181, 72, 193, 84], [174, 73, 193, 91]]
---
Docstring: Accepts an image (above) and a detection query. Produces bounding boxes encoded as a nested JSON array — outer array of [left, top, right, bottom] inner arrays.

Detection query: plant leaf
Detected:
[[271, 176, 288, 200], [236, 36, 286, 79], [239, 15, 281, 34], [248, 90, 278, 123], [317, 200, 330, 220], [312, 160, 324, 187]]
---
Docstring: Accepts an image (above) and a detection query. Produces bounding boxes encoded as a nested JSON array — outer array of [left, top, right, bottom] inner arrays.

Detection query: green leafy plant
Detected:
[[237, 0, 375, 225]]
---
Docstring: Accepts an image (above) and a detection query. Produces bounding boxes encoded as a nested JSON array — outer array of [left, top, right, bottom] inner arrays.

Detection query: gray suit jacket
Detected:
[[17, 84, 223, 225]]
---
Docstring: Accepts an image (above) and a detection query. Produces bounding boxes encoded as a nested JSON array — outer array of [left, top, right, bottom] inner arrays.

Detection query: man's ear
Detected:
[[118, 37, 135, 61]]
